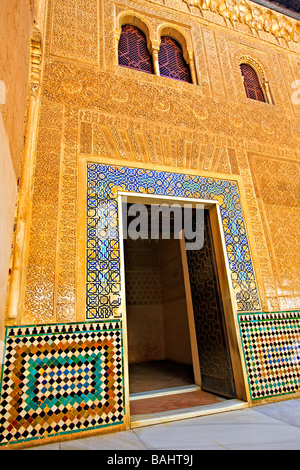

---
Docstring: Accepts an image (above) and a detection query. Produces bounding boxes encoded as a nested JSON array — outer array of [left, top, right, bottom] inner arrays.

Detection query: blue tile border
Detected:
[[86, 163, 261, 319]]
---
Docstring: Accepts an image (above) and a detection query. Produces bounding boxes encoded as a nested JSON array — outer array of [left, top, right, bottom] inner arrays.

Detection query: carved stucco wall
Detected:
[[21, 0, 300, 325]]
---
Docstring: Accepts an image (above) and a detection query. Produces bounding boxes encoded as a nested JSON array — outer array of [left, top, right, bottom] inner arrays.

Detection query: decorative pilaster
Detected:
[[6, 27, 43, 325], [29, 29, 42, 96]]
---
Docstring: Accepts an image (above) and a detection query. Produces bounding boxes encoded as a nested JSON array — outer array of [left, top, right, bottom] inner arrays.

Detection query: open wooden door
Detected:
[[180, 209, 236, 399]]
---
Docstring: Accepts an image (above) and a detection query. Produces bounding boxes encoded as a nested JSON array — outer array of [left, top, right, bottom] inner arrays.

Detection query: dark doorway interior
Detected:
[[124, 232, 194, 395], [123, 204, 236, 403]]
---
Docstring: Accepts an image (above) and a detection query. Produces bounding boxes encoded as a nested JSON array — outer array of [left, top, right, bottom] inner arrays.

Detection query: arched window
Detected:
[[158, 36, 191, 83], [118, 25, 153, 74], [240, 63, 266, 102]]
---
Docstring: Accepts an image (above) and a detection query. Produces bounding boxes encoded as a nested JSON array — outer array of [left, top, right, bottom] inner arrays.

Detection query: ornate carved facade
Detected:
[[0, 0, 299, 449]]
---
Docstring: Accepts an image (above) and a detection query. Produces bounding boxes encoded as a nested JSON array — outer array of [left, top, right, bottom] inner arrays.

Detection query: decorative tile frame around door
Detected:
[[86, 163, 261, 321]]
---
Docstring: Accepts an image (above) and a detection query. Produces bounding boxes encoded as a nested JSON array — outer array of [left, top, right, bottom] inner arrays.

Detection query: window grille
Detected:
[[158, 36, 191, 83], [118, 25, 153, 74], [240, 63, 266, 102]]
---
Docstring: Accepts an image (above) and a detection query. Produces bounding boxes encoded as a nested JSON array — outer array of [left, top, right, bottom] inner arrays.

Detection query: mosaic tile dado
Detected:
[[0, 321, 124, 447], [239, 311, 300, 400], [86, 163, 261, 319]]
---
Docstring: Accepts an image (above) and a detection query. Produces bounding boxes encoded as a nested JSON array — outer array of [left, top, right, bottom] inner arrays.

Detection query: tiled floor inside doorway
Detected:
[[129, 360, 194, 394], [129, 360, 226, 416]]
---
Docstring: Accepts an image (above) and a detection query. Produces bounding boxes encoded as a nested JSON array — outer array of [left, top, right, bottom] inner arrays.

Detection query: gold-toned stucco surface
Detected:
[[21, 0, 300, 324]]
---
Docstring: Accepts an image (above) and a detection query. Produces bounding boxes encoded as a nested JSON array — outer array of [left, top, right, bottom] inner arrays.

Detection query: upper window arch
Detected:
[[118, 24, 154, 74], [240, 63, 266, 103], [158, 36, 192, 83]]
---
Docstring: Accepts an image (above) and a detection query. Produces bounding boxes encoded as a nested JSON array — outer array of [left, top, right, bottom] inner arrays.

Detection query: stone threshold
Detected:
[[130, 398, 249, 429], [130, 384, 201, 401]]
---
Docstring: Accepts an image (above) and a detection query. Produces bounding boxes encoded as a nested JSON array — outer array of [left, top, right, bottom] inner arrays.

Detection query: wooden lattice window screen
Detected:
[[240, 63, 266, 102], [158, 36, 191, 83], [118, 25, 153, 74]]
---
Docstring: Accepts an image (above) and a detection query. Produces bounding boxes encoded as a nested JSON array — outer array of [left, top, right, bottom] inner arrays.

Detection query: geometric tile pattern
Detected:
[[0, 321, 124, 447], [87, 163, 261, 319], [239, 311, 300, 400]]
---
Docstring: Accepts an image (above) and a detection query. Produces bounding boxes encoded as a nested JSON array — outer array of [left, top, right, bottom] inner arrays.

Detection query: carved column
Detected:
[[152, 45, 160, 76], [188, 53, 197, 85], [264, 80, 274, 104]]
